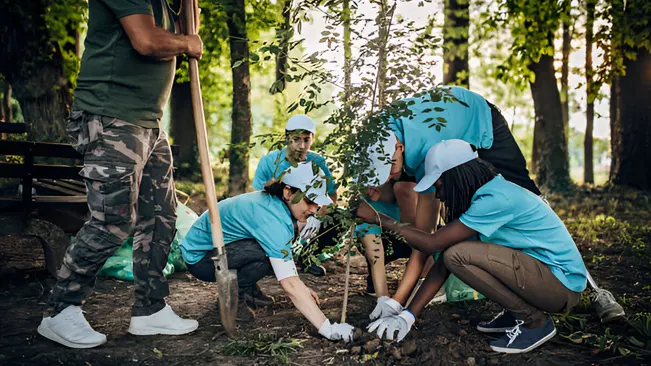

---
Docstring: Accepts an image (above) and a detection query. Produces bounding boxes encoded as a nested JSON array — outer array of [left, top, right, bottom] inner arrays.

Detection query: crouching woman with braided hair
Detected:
[[357, 139, 587, 354]]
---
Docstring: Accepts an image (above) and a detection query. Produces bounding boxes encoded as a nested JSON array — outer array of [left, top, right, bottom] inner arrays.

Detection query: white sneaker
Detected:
[[37, 306, 107, 349], [128, 304, 198, 335]]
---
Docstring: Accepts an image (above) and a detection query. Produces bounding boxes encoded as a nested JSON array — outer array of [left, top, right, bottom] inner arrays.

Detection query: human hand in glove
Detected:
[[367, 310, 415, 342], [319, 319, 356, 342], [299, 216, 321, 242], [369, 296, 404, 321]]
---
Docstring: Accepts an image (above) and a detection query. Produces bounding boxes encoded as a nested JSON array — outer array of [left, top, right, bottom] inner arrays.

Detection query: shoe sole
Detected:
[[490, 328, 557, 354], [476, 325, 515, 333], [600, 310, 626, 323], [38, 324, 107, 349], [128, 323, 199, 336]]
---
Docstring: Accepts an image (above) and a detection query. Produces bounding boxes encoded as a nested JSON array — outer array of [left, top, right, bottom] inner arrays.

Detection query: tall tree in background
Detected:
[[443, 0, 470, 87], [343, 0, 352, 104], [226, 0, 253, 195], [274, 0, 292, 94], [560, 0, 572, 139], [503, 0, 571, 191], [170, 80, 199, 179], [609, 0, 651, 189], [0, 0, 85, 142], [584, 0, 595, 184]]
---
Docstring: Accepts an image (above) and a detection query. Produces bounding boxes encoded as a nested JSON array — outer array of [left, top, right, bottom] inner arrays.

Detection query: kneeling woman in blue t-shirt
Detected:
[[357, 139, 587, 353], [181, 163, 355, 342]]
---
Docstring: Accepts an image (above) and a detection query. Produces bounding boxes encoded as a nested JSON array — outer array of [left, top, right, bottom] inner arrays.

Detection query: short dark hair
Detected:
[[439, 158, 497, 223], [263, 181, 300, 200]]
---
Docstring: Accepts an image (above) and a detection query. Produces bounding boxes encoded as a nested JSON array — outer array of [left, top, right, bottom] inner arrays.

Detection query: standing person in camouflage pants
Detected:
[[38, 0, 203, 349]]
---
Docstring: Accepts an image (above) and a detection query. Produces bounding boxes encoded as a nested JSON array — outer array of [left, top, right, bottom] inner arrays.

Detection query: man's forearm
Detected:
[[140, 27, 191, 59]]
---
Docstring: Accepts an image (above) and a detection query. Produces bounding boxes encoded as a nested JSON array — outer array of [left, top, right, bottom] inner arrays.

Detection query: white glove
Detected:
[[318, 319, 355, 342], [299, 216, 321, 242], [367, 310, 415, 342], [370, 296, 404, 321]]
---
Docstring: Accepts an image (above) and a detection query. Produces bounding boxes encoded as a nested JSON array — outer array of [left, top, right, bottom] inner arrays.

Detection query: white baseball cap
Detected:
[[351, 131, 397, 187], [285, 115, 316, 134], [413, 139, 479, 192], [281, 162, 333, 206]]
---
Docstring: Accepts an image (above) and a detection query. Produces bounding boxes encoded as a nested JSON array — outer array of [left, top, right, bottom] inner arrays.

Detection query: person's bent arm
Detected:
[[407, 255, 450, 317], [392, 250, 427, 305], [120, 14, 203, 59], [279, 275, 326, 329]]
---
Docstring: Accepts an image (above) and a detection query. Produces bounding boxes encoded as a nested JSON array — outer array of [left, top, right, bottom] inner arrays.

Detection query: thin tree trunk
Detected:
[[343, 0, 352, 104], [613, 48, 651, 189], [584, 0, 595, 184], [274, 0, 291, 94], [376, 0, 393, 108], [443, 0, 470, 88], [560, 19, 571, 139], [609, 76, 620, 181], [528, 44, 571, 191], [226, 0, 252, 195], [170, 81, 199, 179]]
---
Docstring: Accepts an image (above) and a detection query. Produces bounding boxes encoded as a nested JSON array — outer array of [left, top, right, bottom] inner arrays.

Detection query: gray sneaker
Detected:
[[591, 288, 625, 323]]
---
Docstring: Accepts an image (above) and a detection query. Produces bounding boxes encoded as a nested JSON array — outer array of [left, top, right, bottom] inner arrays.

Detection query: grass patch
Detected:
[[222, 334, 304, 365]]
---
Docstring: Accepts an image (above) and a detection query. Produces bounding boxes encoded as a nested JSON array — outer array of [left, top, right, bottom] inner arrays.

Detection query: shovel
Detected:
[[183, 0, 239, 336]]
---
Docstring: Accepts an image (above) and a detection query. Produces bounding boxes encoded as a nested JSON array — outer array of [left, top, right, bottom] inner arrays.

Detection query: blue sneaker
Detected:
[[489, 316, 557, 354], [477, 310, 518, 333]]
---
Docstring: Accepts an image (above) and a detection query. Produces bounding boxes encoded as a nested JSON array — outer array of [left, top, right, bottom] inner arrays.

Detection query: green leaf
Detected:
[[153, 348, 164, 359]]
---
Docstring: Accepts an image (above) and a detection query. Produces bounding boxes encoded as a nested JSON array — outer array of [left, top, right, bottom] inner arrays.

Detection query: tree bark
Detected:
[[528, 49, 571, 191], [612, 48, 651, 189], [584, 0, 595, 184], [443, 0, 470, 88], [609, 76, 620, 181], [274, 0, 291, 94], [375, 0, 393, 108], [560, 19, 571, 139], [226, 0, 252, 195], [169, 80, 199, 179], [0, 0, 70, 142]]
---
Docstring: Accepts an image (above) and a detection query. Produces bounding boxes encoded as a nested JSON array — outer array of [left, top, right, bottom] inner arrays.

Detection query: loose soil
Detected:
[[1, 187, 650, 366]]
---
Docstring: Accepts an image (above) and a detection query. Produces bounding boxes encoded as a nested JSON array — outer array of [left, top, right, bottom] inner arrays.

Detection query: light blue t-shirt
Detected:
[[459, 175, 587, 293], [181, 191, 295, 265], [252, 148, 337, 195], [390, 86, 493, 193], [356, 197, 401, 238]]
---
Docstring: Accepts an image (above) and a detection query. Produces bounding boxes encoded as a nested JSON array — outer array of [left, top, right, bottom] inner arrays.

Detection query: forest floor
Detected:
[[1, 185, 651, 366]]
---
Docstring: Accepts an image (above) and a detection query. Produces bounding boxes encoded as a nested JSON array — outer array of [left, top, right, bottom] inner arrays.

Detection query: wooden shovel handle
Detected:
[[183, 0, 226, 254]]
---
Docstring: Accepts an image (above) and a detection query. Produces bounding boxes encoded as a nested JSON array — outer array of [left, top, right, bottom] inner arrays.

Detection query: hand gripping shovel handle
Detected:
[[183, 0, 238, 336]]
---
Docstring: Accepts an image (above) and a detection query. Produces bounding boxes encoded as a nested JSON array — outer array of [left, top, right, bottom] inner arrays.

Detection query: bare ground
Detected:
[[1, 186, 651, 366]]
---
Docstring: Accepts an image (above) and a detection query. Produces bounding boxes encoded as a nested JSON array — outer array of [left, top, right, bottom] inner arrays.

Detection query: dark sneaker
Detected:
[[477, 310, 518, 333], [252, 284, 274, 308], [591, 288, 626, 323], [306, 263, 326, 276], [235, 297, 255, 323], [366, 275, 376, 297], [489, 316, 556, 354]]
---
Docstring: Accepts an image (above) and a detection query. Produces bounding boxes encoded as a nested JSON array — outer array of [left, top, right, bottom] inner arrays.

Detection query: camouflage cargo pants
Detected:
[[48, 111, 177, 317]]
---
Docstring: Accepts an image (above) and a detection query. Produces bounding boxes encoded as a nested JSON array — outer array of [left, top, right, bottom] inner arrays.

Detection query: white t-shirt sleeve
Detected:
[[269, 258, 298, 281]]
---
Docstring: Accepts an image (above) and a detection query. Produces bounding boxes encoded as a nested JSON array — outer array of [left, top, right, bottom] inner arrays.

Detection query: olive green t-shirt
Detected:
[[73, 0, 176, 128]]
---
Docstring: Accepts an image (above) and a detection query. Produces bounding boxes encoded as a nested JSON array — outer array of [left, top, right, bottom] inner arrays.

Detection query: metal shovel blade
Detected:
[[212, 252, 239, 336]]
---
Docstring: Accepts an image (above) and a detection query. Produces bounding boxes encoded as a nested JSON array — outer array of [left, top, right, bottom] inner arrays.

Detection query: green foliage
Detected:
[[222, 334, 304, 365], [594, 0, 651, 88], [43, 0, 88, 90]]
